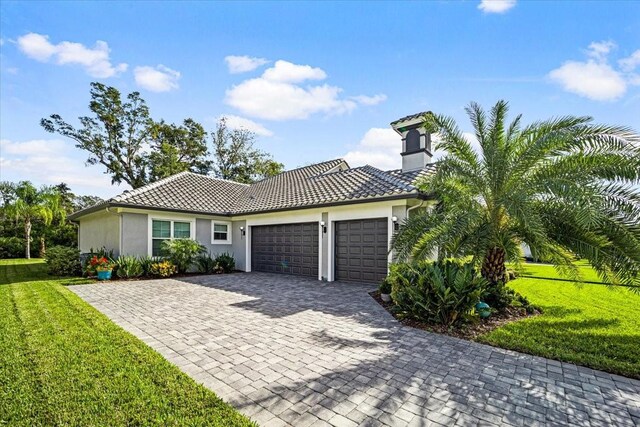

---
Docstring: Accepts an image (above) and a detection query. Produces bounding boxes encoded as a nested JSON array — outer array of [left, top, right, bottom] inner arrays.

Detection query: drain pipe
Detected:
[[406, 200, 425, 218]]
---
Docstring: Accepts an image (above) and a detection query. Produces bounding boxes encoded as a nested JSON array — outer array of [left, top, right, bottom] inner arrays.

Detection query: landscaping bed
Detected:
[[373, 261, 640, 379], [371, 290, 538, 340]]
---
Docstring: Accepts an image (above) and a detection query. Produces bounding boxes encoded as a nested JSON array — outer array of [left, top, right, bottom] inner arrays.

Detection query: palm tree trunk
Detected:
[[39, 237, 46, 258], [481, 247, 506, 285], [24, 219, 31, 259]]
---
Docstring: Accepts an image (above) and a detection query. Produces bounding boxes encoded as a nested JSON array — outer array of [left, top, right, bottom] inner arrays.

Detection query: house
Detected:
[[69, 113, 435, 283]]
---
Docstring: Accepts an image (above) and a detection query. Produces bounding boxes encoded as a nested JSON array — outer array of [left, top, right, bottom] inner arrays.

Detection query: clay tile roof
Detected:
[[70, 160, 436, 219]]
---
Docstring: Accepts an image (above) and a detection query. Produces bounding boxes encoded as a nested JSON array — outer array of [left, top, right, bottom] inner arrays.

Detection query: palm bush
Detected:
[[214, 252, 235, 273], [389, 259, 486, 326], [392, 101, 640, 291], [195, 253, 217, 274], [115, 256, 143, 279]]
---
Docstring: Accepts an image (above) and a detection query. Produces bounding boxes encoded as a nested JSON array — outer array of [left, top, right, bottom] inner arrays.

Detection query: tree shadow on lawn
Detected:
[[0, 261, 51, 285]]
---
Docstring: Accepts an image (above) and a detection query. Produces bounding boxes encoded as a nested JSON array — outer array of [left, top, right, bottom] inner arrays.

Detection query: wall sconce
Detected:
[[391, 216, 399, 231], [240, 226, 246, 236], [320, 220, 327, 234]]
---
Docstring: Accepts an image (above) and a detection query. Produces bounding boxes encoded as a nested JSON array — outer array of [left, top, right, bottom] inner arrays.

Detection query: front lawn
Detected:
[[480, 262, 640, 378], [0, 258, 255, 426]]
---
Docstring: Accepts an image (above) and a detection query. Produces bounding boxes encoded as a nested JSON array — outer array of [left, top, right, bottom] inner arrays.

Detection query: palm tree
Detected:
[[392, 101, 640, 291], [7, 182, 65, 259]]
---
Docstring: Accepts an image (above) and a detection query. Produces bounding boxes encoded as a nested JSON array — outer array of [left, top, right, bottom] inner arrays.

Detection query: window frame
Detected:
[[211, 220, 232, 245], [148, 216, 196, 256]]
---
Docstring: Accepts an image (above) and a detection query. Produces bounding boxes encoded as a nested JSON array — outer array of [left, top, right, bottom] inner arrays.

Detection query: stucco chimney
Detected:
[[391, 112, 432, 172]]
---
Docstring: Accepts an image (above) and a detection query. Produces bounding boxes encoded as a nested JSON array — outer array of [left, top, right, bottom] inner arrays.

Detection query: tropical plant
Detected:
[[45, 246, 82, 277], [388, 259, 486, 326], [138, 255, 157, 277], [214, 252, 235, 273], [161, 239, 206, 273], [392, 101, 640, 291], [378, 278, 392, 295], [150, 260, 177, 277], [195, 253, 217, 274], [5, 182, 65, 259], [115, 256, 143, 279]]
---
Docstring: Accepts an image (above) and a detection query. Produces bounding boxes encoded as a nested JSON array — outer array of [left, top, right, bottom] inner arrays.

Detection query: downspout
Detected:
[[406, 199, 425, 218]]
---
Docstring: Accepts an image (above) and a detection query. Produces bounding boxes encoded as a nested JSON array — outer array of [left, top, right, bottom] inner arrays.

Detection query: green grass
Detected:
[[0, 258, 255, 427], [480, 262, 640, 378]]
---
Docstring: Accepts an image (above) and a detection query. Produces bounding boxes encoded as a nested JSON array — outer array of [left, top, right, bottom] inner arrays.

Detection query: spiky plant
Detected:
[[392, 101, 640, 291]]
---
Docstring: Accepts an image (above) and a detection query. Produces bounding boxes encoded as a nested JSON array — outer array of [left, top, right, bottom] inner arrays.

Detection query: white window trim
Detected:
[[211, 220, 232, 245], [148, 215, 196, 256]]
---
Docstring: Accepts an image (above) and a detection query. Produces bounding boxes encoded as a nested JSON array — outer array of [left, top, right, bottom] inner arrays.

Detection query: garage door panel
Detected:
[[335, 218, 388, 284], [252, 222, 318, 277]]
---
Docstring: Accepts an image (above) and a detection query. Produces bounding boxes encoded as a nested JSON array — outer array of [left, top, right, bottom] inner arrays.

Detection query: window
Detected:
[[151, 219, 193, 256], [212, 221, 232, 244]]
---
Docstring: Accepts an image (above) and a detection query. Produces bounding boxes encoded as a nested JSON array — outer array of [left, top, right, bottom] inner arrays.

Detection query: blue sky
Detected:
[[1, 0, 639, 198]]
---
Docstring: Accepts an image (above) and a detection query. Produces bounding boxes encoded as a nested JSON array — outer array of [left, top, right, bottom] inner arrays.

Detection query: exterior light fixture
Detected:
[[240, 226, 246, 236], [320, 220, 327, 234], [391, 216, 399, 231]]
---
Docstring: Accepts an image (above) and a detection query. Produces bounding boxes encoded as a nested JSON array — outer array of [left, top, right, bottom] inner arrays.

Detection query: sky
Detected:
[[1, 0, 639, 198]]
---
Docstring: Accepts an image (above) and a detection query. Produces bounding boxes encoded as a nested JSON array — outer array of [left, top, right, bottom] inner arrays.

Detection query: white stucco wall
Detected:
[[77, 198, 426, 280], [78, 210, 121, 256]]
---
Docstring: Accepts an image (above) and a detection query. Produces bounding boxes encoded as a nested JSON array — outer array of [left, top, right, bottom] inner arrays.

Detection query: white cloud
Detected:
[[261, 60, 326, 83], [133, 65, 180, 92], [619, 49, 640, 72], [351, 94, 387, 106], [224, 55, 269, 73], [343, 129, 482, 170], [478, 0, 516, 14], [220, 115, 273, 137], [548, 41, 636, 101], [587, 40, 616, 62], [0, 139, 126, 198], [343, 128, 402, 171], [225, 59, 380, 120], [16, 32, 127, 78]]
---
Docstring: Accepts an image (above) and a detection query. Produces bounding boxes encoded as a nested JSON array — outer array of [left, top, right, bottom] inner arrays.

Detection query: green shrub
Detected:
[[195, 253, 217, 274], [0, 237, 25, 259], [138, 256, 156, 277], [214, 252, 235, 273], [379, 278, 392, 294], [115, 256, 143, 279], [389, 259, 486, 326], [483, 282, 534, 313], [161, 239, 205, 273], [150, 260, 177, 277], [45, 246, 82, 277]]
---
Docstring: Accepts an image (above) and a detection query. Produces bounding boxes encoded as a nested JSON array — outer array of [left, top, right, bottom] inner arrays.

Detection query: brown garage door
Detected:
[[251, 222, 319, 277], [335, 218, 388, 283]]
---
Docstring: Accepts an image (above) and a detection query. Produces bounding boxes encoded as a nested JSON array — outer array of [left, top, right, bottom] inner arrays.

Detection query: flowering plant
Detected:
[[89, 256, 113, 272]]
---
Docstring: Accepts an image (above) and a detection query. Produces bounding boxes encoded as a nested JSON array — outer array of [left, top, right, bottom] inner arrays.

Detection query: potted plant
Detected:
[[92, 256, 113, 280], [379, 278, 392, 303]]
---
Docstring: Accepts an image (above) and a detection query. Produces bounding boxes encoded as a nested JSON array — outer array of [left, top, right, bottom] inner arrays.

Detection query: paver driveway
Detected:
[[71, 273, 640, 427]]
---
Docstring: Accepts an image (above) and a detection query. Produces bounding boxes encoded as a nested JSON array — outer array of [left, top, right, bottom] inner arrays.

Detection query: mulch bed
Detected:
[[370, 291, 539, 340]]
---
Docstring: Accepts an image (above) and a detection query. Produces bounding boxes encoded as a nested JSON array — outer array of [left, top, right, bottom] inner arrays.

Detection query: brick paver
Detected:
[[71, 273, 640, 426]]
